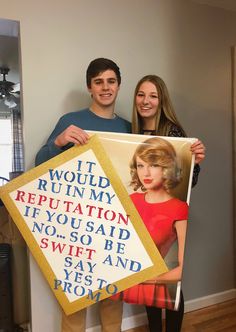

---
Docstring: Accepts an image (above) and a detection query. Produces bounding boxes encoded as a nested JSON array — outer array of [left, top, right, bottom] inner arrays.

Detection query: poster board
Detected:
[[0, 133, 176, 315], [0, 132, 195, 313], [91, 131, 195, 310]]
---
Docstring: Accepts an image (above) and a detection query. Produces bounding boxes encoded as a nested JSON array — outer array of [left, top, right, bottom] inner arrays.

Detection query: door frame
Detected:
[[231, 46, 236, 283]]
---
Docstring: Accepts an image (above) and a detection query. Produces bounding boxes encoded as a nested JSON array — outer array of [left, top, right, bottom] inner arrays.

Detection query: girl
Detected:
[[128, 75, 205, 331], [132, 75, 205, 186]]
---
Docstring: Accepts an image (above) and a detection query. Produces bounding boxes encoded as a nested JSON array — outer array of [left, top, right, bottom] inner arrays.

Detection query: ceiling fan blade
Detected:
[[10, 82, 20, 93], [3, 95, 18, 108], [0, 66, 19, 98]]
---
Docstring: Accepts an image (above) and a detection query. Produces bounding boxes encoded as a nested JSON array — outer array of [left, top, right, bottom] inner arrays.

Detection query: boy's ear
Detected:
[[87, 87, 92, 96]]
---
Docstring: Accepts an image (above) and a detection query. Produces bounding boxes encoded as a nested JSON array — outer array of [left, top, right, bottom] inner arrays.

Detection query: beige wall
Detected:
[[1, 0, 236, 331]]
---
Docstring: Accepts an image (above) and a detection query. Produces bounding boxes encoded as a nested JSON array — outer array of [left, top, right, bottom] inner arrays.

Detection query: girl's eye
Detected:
[[136, 93, 144, 97], [137, 164, 143, 168]]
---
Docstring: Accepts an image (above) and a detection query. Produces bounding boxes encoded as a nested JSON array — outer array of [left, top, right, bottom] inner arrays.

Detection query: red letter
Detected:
[[38, 195, 47, 206], [40, 238, 49, 249], [15, 190, 25, 202], [86, 248, 96, 260], [51, 241, 66, 254], [28, 192, 36, 204]]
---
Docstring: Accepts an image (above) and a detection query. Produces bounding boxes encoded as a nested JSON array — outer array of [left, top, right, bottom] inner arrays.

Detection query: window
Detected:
[[0, 117, 12, 179]]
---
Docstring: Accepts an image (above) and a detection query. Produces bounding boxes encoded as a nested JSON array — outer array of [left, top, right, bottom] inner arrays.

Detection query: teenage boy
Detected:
[[36, 58, 130, 165], [35, 58, 131, 332]]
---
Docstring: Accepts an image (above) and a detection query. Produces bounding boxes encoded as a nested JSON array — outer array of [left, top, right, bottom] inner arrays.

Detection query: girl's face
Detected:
[[136, 156, 164, 190], [135, 81, 159, 120]]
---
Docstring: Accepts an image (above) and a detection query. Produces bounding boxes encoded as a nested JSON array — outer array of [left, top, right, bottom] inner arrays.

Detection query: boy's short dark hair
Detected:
[[86, 58, 121, 88]]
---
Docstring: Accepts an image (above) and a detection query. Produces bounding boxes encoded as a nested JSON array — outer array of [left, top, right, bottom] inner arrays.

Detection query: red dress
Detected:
[[112, 192, 188, 309]]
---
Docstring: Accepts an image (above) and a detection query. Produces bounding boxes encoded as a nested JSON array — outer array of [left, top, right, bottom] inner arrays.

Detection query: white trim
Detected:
[[86, 289, 236, 332], [185, 288, 236, 313], [174, 281, 182, 311], [121, 312, 147, 332]]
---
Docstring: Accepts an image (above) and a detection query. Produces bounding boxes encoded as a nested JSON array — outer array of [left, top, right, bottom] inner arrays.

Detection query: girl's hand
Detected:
[[191, 139, 206, 164]]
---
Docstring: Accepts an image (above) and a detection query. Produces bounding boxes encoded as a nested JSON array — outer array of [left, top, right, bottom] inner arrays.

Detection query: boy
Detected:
[[35, 58, 131, 332], [35, 58, 130, 164]]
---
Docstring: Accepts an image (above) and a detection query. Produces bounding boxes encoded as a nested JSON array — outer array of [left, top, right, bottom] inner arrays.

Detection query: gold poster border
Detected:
[[0, 134, 167, 315]]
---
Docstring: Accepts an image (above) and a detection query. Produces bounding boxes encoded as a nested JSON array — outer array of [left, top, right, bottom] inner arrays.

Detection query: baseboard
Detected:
[[86, 289, 236, 332], [121, 312, 147, 331], [184, 288, 236, 313]]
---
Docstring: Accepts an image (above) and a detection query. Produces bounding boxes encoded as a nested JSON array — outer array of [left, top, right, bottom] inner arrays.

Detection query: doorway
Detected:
[[0, 17, 29, 332], [0, 18, 23, 180], [232, 46, 236, 285]]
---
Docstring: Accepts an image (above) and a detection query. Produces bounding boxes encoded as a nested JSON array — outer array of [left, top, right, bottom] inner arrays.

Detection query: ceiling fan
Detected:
[[0, 67, 20, 109]]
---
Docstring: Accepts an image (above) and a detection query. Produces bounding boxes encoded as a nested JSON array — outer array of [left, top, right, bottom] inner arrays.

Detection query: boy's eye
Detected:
[[94, 80, 102, 85], [108, 79, 117, 84], [93, 79, 117, 85]]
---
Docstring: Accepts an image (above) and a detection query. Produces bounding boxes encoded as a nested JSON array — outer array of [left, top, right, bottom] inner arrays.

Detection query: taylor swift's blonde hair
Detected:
[[130, 137, 182, 192], [132, 75, 186, 136]]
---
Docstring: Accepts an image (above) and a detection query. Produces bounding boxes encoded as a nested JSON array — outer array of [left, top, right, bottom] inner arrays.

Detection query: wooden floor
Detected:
[[125, 298, 236, 332]]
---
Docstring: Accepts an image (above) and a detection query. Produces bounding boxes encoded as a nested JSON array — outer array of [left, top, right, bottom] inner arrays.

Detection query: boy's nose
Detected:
[[102, 82, 109, 90]]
